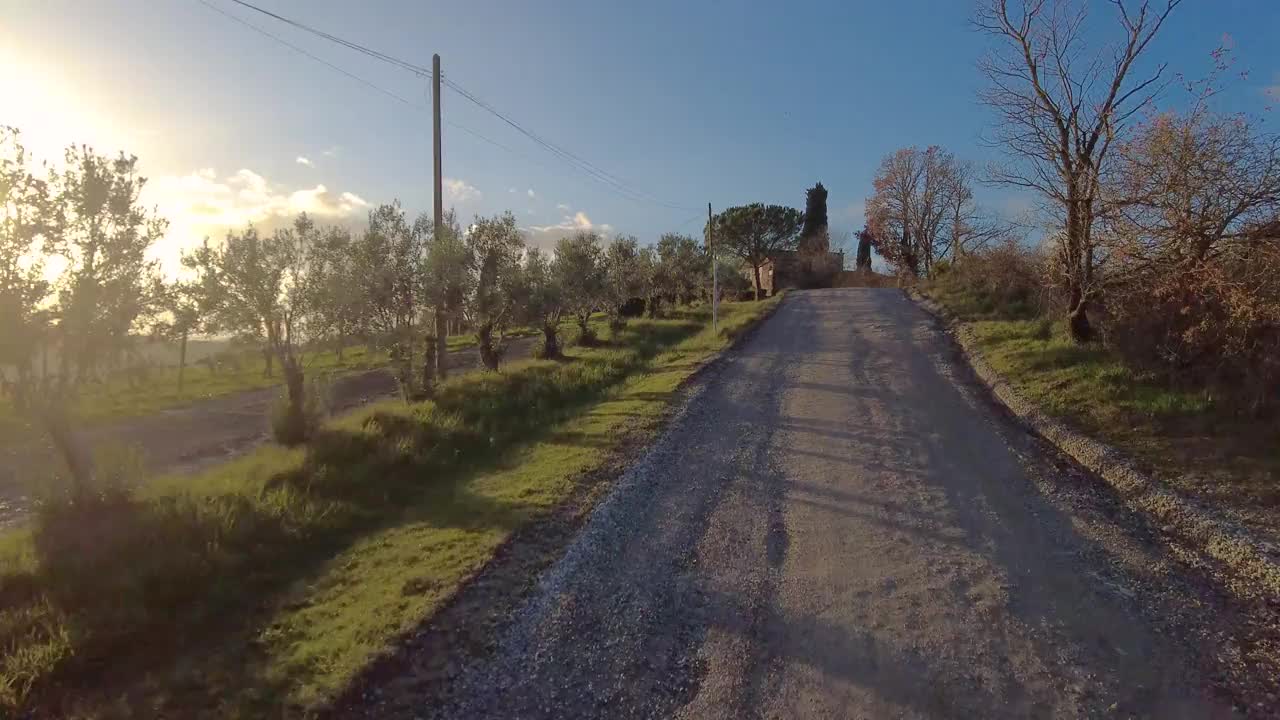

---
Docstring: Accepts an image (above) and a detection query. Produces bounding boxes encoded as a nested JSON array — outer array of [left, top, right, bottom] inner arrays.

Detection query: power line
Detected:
[[442, 77, 696, 211], [224, 0, 432, 77], [675, 211, 706, 230], [200, 0, 545, 169], [196, 0, 417, 105], [203, 0, 696, 213]]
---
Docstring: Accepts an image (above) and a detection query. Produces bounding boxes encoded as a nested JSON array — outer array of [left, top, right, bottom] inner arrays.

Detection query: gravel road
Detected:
[[0, 337, 537, 526], [429, 289, 1245, 719]]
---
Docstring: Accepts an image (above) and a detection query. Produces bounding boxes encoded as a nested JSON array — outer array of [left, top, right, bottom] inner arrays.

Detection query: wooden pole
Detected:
[[709, 202, 717, 333], [432, 53, 447, 380]]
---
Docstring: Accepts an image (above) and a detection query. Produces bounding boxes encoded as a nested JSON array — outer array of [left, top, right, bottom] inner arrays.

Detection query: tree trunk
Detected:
[[263, 348, 274, 378], [41, 403, 94, 489], [282, 353, 306, 443], [541, 322, 560, 359], [435, 308, 447, 381], [177, 331, 188, 395], [752, 264, 763, 301], [1064, 198, 1094, 343], [647, 296, 660, 318], [335, 333, 345, 364], [477, 323, 500, 371], [421, 335, 437, 395], [1066, 288, 1093, 343]]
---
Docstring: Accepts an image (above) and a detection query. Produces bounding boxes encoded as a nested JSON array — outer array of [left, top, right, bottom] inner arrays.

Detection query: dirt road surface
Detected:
[[0, 338, 537, 526], [425, 290, 1250, 719]]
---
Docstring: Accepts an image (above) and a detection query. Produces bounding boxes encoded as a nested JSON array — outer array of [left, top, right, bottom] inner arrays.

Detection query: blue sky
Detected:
[[3, 0, 1277, 269]]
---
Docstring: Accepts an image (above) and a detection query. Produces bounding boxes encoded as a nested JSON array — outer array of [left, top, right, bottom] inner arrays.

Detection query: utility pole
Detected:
[[709, 202, 717, 333], [432, 53, 446, 380]]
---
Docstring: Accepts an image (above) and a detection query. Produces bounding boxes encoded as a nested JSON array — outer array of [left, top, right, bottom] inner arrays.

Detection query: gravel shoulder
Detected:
[[0, 337, 537, 526], [378, 289, 1273, 718]]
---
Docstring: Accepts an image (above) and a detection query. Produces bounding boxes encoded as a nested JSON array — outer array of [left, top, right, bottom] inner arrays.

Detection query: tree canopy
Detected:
[[710, 203, 803, 300]]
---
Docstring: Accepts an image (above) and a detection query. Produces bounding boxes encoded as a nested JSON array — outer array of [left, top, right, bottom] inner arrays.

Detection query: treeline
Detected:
[[0, 126, 740, 481], [865, 1, 1280, 412]]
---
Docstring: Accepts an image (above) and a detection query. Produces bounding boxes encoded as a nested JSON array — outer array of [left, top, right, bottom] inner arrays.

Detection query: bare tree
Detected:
[[1108, 109, 1280, 271], [942, 160, 1007, 261], [866, 146, 972, 277], [1101, 106, 1280, 406], [975, 0, 1181, 341]]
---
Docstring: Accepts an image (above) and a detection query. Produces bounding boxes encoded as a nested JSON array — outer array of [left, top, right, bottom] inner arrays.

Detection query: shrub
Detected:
[[1099, 240, 1280, 414], [930, 240, 1050, 321], [618, 297, 646, 318], [574, 325, 600, 347]]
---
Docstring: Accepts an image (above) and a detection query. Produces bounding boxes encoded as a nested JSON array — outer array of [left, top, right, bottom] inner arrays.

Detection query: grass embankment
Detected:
[[0, 298, 779, 718], [0, 330, 538, 443], [924, 275, 1280, 537]]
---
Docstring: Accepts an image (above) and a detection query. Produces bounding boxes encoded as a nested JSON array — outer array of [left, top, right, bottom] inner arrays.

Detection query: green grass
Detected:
[[0, 298, 779, 718], [923, 277, 1280, 540], [0, 328, 544, 443]]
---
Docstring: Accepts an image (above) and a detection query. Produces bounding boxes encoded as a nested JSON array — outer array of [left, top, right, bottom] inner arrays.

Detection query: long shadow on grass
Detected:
[[5, 316, 710, 717]]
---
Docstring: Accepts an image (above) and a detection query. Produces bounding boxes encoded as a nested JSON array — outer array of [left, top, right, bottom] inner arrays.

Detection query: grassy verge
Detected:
[[923, 274, 1280, 540], [0, 329, 541, 442], [0, 298, 779, 718]]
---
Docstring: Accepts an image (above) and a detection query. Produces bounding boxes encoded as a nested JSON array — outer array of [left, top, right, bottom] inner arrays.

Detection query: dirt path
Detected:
[[401, 290, 1263, 718], [0, 337, 538, 527]]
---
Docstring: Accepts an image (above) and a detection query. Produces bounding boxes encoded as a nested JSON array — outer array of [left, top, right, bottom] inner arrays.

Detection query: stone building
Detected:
[[752, 250, 845, 295]]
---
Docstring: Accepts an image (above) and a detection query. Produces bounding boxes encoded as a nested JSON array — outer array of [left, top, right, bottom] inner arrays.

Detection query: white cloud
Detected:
[[444, 177, 481, 204], [523, 210, 613, 250], [144, 167, 369, 274], [296, 156, 313, 167], [527, 188, 537, 199], [508, 187, 518, 194], [556, 203, 571, 211], [322, 146, 340, 157]]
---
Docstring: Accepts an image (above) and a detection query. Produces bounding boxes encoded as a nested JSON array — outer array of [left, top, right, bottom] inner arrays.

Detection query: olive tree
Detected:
[[352, 202, 422, 392], [519, 247, 565, 357], [186, 219, 317, 444], [655, 233, 706, 306], [151, 280, 204, 396], [420, 208, 468, 384], [554, 231, 607, 345], [465, 212, 524, 370], [0, 127, 52, 414], [51, 145, 165, 385], [304, 224, 365, 363], [603, 234, 643, 328]]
